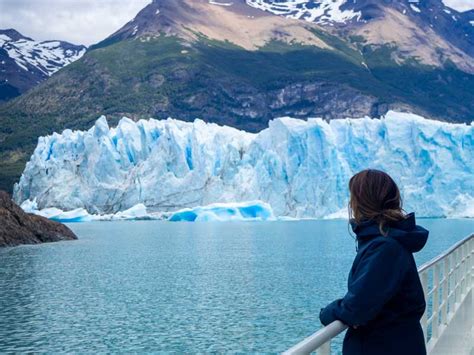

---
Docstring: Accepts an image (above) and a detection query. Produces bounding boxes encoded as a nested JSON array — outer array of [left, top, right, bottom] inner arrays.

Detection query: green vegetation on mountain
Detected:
[[0, 33, 473, 192]]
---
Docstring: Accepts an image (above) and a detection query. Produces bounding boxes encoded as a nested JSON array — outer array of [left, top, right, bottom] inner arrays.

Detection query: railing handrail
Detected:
[[418, 233, 473, 273], [284, 233, 474, 355], [283, 321, 348, 355]]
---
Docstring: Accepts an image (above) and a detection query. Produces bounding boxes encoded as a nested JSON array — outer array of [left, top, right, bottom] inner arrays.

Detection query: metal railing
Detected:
[[284, 234, 474, 355], [418, 234, 473, 353]]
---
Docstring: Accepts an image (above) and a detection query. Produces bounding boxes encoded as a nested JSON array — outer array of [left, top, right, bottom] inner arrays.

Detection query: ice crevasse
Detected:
[[13, 111, 474, 219]]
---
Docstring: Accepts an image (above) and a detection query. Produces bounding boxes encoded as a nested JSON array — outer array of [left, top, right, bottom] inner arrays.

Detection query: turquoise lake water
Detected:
[[0, 219, 473, 353]]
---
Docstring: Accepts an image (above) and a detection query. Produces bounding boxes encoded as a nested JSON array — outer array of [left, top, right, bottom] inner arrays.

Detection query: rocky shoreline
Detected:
[[0, 191, 77, 247]]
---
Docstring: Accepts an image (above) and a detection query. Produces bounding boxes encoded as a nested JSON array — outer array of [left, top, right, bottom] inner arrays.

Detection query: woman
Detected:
[[319, 169, 429, 355]]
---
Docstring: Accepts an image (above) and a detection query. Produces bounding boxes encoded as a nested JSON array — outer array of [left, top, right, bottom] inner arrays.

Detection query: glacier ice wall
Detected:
[[13, 111, 474, 218]]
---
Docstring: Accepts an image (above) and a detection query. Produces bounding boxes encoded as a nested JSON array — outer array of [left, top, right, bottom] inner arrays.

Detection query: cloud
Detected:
[[0, 0, 152, 46], [443, 0, 474, 11], [0, 0, 472, 46]]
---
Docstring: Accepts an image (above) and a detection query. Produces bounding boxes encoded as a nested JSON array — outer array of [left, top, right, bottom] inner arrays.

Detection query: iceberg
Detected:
[[36, 208, 93, 223], [14, 111, 474, 219], [21, 199, 94, 222], [20, 200, 156, 222], [168, 201, 275, 222], [20, 200, 273, 223]]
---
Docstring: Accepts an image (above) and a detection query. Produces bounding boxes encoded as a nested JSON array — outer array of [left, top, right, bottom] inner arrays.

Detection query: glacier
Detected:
[[13, 111, 474, 219]]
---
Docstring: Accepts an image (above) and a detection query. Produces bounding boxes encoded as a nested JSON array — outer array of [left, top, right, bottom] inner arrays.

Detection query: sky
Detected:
[[0, 0, 473, 46], [0, 0, 152, 46]]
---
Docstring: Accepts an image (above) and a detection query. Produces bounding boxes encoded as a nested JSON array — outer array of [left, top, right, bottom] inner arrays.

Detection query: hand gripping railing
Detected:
[[284, 234, 474, 355]]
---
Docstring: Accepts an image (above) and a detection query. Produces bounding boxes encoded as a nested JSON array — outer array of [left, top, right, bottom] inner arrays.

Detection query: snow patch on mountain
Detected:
[[209, 0, 234, 6], [245, 0, 361, 24], [13, 112, 474, 219], [410, 4, 421, 13], [0, 32, 86, 76]]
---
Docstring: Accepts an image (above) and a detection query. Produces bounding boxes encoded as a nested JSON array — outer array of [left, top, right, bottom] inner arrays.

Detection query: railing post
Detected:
[[461, 243, 467, 296], [441, 258, 448, 326], [455, 248, 461, 304], [420, 271, 429, 339], [448, 252, 453, 312], [470, 238, 474, 288], [432, 264, 440, 340]]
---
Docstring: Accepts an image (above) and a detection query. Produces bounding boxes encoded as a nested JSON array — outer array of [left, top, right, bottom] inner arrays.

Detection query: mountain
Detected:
[[247, 0, 474, 67], [0, 0, 473, 193], [0, 29, 86, 102], [13, 112, 473, 218]]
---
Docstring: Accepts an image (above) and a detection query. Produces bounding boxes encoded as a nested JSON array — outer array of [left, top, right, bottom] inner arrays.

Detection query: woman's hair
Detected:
[[349, 169, 406, 235]]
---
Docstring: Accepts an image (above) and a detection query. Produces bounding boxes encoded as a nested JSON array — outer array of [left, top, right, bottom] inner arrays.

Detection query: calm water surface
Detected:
[[0, 219, 472, 353]]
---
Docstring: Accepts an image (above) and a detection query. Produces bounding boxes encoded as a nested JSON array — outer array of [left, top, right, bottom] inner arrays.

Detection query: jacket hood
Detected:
[[351, 213, 429, 253]]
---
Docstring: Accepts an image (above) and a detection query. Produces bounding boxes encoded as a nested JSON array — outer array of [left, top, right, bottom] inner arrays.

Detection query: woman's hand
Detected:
[[319, 300, 342, 326]]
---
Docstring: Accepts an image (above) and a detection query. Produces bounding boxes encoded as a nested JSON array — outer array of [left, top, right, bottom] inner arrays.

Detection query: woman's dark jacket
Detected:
[[319, 213, 429, 355]]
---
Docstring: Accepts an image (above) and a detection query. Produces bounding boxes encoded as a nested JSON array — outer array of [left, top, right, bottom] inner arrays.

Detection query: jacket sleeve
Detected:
[[319, 239, 407, 327]]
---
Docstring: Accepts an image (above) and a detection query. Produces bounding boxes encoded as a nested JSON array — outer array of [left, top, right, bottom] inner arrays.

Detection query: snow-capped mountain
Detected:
[[0, 29, 86, 101], [13, 112, 474, 218], [92, 0, 331, 51], [245, 0, 474, 72]]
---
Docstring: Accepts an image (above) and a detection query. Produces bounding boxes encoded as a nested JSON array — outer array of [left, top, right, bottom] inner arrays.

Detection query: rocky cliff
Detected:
[[0, 191, 77, 247]]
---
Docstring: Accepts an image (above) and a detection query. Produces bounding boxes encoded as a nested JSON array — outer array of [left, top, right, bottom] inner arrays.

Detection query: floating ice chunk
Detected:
[[111, 204, 149, 220], [20, 201, 275, 223], [168, 201, 275, 222], [20, 202, 154, 222], [37, 207, 93, 223]]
